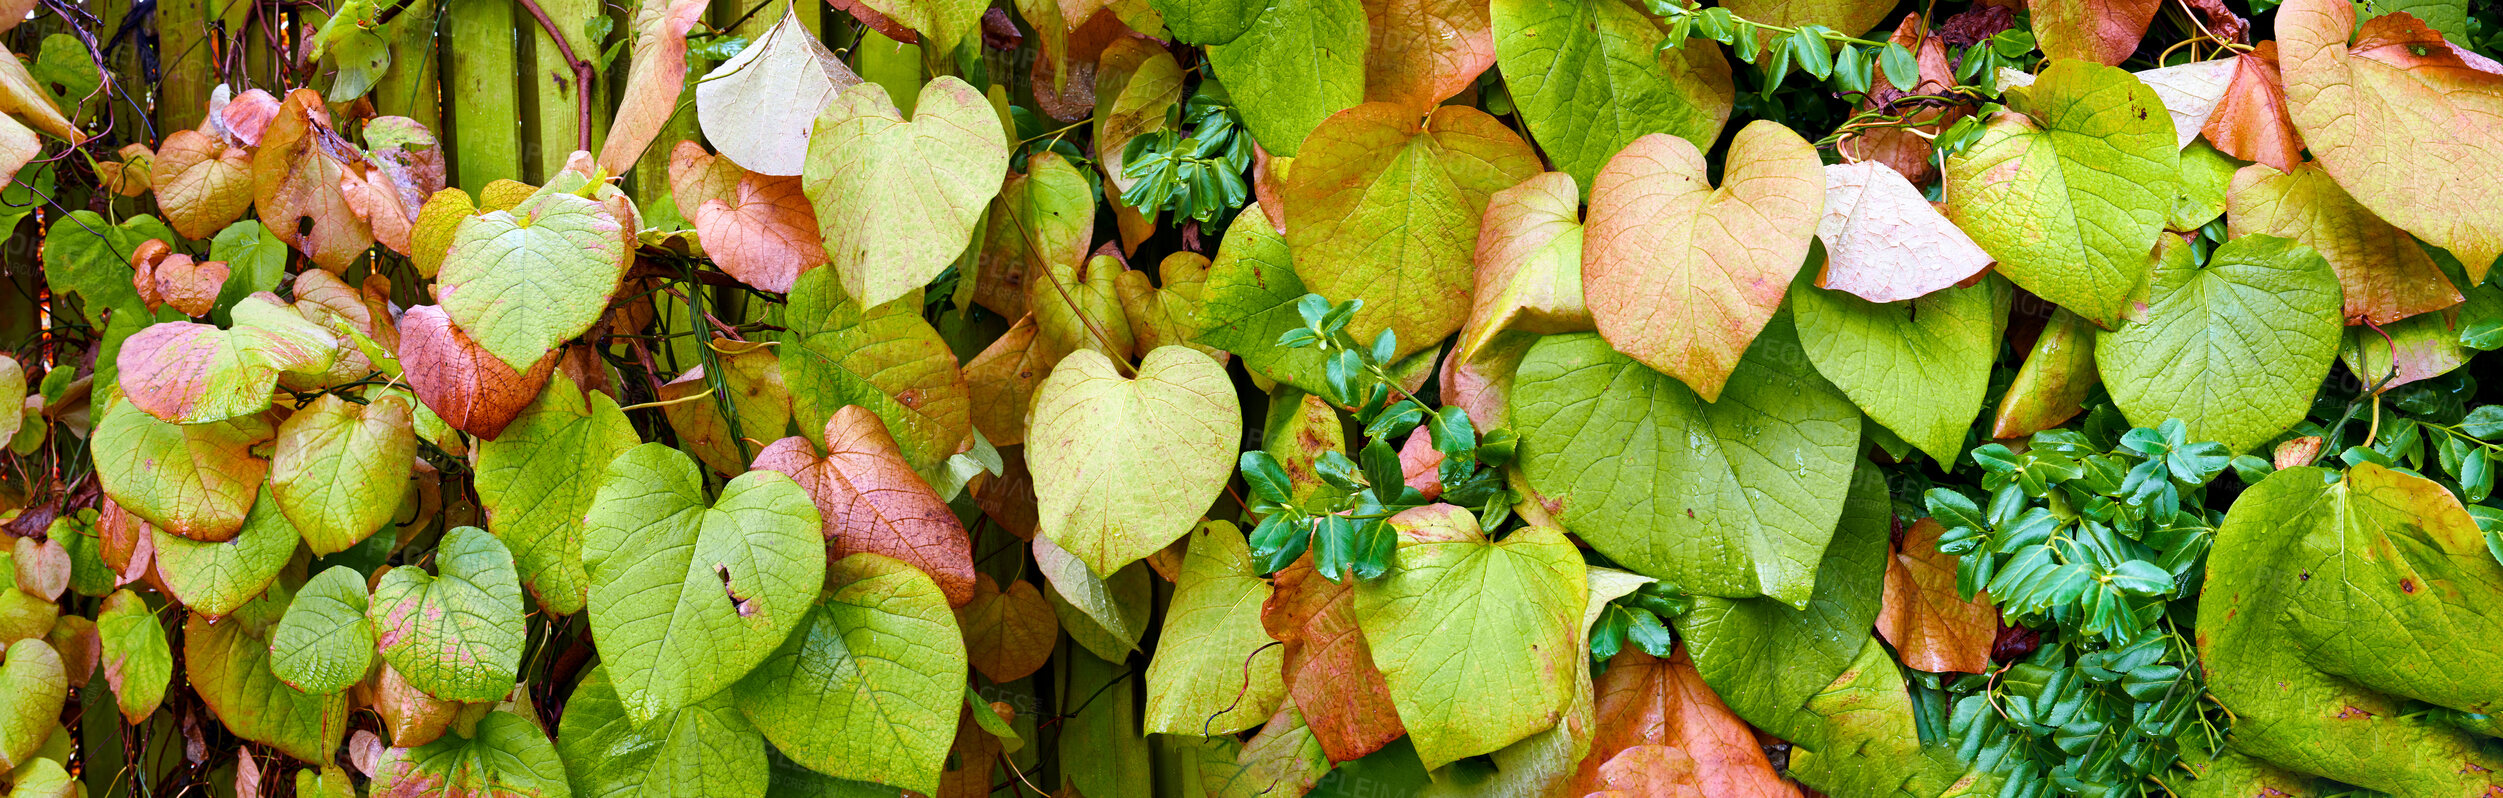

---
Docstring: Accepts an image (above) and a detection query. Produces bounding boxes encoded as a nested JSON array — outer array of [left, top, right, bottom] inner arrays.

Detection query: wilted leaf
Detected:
[[1792, 272, 2007, 464], [1144, 521, 1287, 735], [188, 608, 353, 764], [1945, 60, 2181, 327], [92, 399, 272, 541], [805, 77, 1008, 308], [1263, 553, 1406, 763], [251, 89, 374, 271], [268, 566, 375, 695], [1029, 346, 1241, 576], [954, 573, 1057, 682], [1204, 0, 1367, 157], [583, 443, 825, 722], [1515, 325, 1859, 606], [1491, 0, 1732, 190], [117, 294, 338, 424], [153, 129, 256, 239], [2201, 464, 2503, 795], [95, 590, 170, 723], [2097, 235, 2342, 455], [696, 8, 862, 176], [1459, 172, 1590, 361], [41, 211, 177, 329], [346, 117, 448, 255], [780, 268, 973, 474], [1288, 103, 1541, 360], [755, 405, 977, 607], [558, 664, 769, 798], [129, 245, 229, 318], [669, 143, 824, 293], [1814, 161, 1992, 304], [1875, 519, 1997, 674], [2228, 162, 2461, 325], [271, 392, 416, 554], [370, 527, 526, 702], [2279, 0, 2503, 281], [370, 711, 569, 797], [1586, 123, 1823, 401], [437, 179, 634, 372], [733, 554, 967, 796]]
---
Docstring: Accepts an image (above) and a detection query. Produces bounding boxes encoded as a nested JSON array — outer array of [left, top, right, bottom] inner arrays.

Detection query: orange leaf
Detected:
[[669, 143, 826, 294], [395, 304, 557, 440], [1585, 122, 1823, 401], [754, 406, 979, 607], [1876, 519, 1999, 674], [955, 573, 1059, 682], [2033, 0, 2160, 65], [250, 89, 374, 272], [2226, 161, 2461, 325], [150, 130, 254, 240], [2203, 43, 2305, 173], [129, 241, 228, 318], [1261, 554, 1406, 763], [1363, 0, 1497, 110], [1582, 744, 1708, 798], [597, 0, 710, 174], [1571, 647, 1797, 798]]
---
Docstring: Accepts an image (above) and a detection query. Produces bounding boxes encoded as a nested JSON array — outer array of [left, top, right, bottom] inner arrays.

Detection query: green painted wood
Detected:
[[375, 0, 443, 130], [444, 0, 523, 192], [527, 0, 605, 180], [155, 0, 215, 134]]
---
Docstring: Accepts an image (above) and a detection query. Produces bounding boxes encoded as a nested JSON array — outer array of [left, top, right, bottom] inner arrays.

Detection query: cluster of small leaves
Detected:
[[1240, 296, 1516, 582], [1118, 91, 1253, 224], [1587, 582, 1693, 670], [1920, 418, 2231, 796]]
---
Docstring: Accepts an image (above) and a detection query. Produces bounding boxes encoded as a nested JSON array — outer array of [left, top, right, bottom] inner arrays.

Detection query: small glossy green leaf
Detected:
[[269, 566, 375, 695]]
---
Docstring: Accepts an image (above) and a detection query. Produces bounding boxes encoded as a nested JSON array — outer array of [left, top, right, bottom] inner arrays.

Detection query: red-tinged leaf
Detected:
[[1460, 172, 1591, 361], [1815, 161, 1993, 304], [754, 405, 979, 607], [2033, 0, 2161, 65], [967, 315, 1051, 447], [117, 294, 341, 424], [954, 573, 1059, 682], [1586, 122, 1824, 401], [598, 0, 710, 174], [151, 129, 255, 239], [0, 115, 33, 188], [2204, 42, 2306, 173], [1441, 330, 1532, 432], [285, 270, 401, 392], [1261, 554, 1407, 763], [213, 88, 283, 147], [91, 400, 273, 542], [343, 117, 446, 255], [1363, 0, 1497, 110], [373, 662, 457, 748], [668, 143, 825, 293], [251, 88, 375, 272], [1399, 433, 1443, 501], [2227, 162, 2462, 325], [1876, 519, 1999, 674], [1837, 17, 1963, 186], [396, 304, 558, 440], [96, 143, 155, 197], [130, 241, 230, 318], [1286, 103, 1543, 361], [1570, 648, 1796, 798], [2280, 0, 2503, 281], [95, 500, 162, 592], [12, 536, 69, 602], [1583, 745, 1709, 798]]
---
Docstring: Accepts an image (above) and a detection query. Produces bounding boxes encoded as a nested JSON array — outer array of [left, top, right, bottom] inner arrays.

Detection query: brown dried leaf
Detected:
[[344, 117, 446, 255], [970, 448, 1041, 540], [1876, 519, 1998, 674], [1261, 554, 1405, 763], [754, 405, 979, 606], [954, 573, 1058, 682], [395, 304, 557, 440], [252, 89, 374, 271], [1570, 647, 1795, 798]]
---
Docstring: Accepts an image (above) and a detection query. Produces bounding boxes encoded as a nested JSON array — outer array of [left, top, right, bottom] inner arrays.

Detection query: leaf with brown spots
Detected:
[[1876, 519, 1999, 674], [250, 89, 374, 272], [754, 405, 978, 607]]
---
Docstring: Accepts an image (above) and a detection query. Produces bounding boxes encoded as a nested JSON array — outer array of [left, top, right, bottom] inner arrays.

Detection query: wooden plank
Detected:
[[443, 0, 522, 192], [525, 0, 604, 180], [374, 0, 443, 130], [155, 0, 215, 134]]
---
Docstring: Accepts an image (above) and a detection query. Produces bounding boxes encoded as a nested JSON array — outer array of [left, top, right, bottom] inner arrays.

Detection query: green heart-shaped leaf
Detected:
[[1189, 202, 1329, 392], [1491, 0, 1732, 190], [187, 608, 351, 764], [558, 664, 768, 798], [371, 527, 527, 703], [1286, 103, 1542, 360], [733, 553, 965, 796], [269, 566, 374, 695], [0, 638, 65, 773], [271, 392, 415, 555], [1029, 346, 1241, 577], [95, 590, 170, 724], [1945, 59, 2181, 328], [437, 181, 634, 372], [1204, 0, 1367, 156], [1351, 506, 1586, 770], [1143, 521, 1286, 736], [584, 443, 825, 723], [1512, 325, 1859, 607], [803, 76, 1007, 308], [152, 492, 300, 617], [1792, 271, 2009, 464], [2097, 235, 2342, 455], [779, 268, 972, 474], [476, 372, 640, 615]]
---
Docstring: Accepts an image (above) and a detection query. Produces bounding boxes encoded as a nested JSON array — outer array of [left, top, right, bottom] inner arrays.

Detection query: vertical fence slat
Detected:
[[527, 0, 602, 179], [155, 0, 214, 134], [443, 0, 521, 192], [374, 0, 441, 129]]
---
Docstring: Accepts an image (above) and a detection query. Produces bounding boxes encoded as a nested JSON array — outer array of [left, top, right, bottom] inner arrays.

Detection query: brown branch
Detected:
[[512, 0, 596, 153]]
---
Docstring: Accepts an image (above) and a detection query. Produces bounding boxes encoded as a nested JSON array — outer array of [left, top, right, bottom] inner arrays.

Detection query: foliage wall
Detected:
[[2, 0, 2503, 794]]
